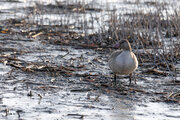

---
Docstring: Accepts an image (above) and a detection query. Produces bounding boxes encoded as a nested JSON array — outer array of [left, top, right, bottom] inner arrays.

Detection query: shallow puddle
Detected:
[[134, 102, 180, 120], [0, 63, 11, 75]]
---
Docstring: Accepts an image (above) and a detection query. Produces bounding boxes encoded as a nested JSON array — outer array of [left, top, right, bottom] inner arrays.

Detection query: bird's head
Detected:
[[114, 39, 132, 51]]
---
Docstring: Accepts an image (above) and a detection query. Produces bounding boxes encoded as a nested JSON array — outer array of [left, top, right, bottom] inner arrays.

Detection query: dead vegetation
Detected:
[[0, 1, 180, 106], [34, 2, 102, 14], [0, 2, 179, 73]]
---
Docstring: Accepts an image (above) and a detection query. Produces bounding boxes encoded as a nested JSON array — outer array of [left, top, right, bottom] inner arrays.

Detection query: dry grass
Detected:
[[0, 1, 179, 80], [105, 10, 180, 80]]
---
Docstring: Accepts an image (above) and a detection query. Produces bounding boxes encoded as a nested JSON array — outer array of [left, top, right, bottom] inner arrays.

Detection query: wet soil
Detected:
[[0, 0, 180, 120]]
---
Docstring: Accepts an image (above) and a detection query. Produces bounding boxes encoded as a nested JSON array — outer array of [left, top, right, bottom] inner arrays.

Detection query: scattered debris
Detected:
[[70, 88, 92, 92], [142, 68, 168, 76], [67, 114, 84, 119], [16, 110, 23, 118], [27, 90, 33, 97], [5, 108, 9, 116], [0, 1, 179, 120]]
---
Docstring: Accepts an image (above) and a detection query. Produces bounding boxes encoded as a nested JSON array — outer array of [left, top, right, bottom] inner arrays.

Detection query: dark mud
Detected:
[[0, 0, 180, 120]]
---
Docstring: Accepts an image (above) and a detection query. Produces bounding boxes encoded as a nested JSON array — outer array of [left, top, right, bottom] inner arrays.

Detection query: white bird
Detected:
[[108, 39, 138, 86]]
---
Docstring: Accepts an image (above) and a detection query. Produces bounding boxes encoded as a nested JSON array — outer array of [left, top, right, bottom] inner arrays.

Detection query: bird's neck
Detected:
[[123, 45, 132, 51]]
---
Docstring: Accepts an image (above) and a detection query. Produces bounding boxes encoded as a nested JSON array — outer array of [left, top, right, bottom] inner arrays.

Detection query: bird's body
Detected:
[[108, 40, 138, 85], [109, 50, 138, 75]]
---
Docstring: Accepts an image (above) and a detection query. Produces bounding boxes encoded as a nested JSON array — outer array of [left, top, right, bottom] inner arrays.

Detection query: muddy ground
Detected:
[[0, 0, 180, 120]]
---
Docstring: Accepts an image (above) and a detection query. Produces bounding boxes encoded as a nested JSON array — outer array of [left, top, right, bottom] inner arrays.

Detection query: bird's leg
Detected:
[[129, 73, 132, 86], [114, 73, 117, 86], [134, 73, 137, 84]]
